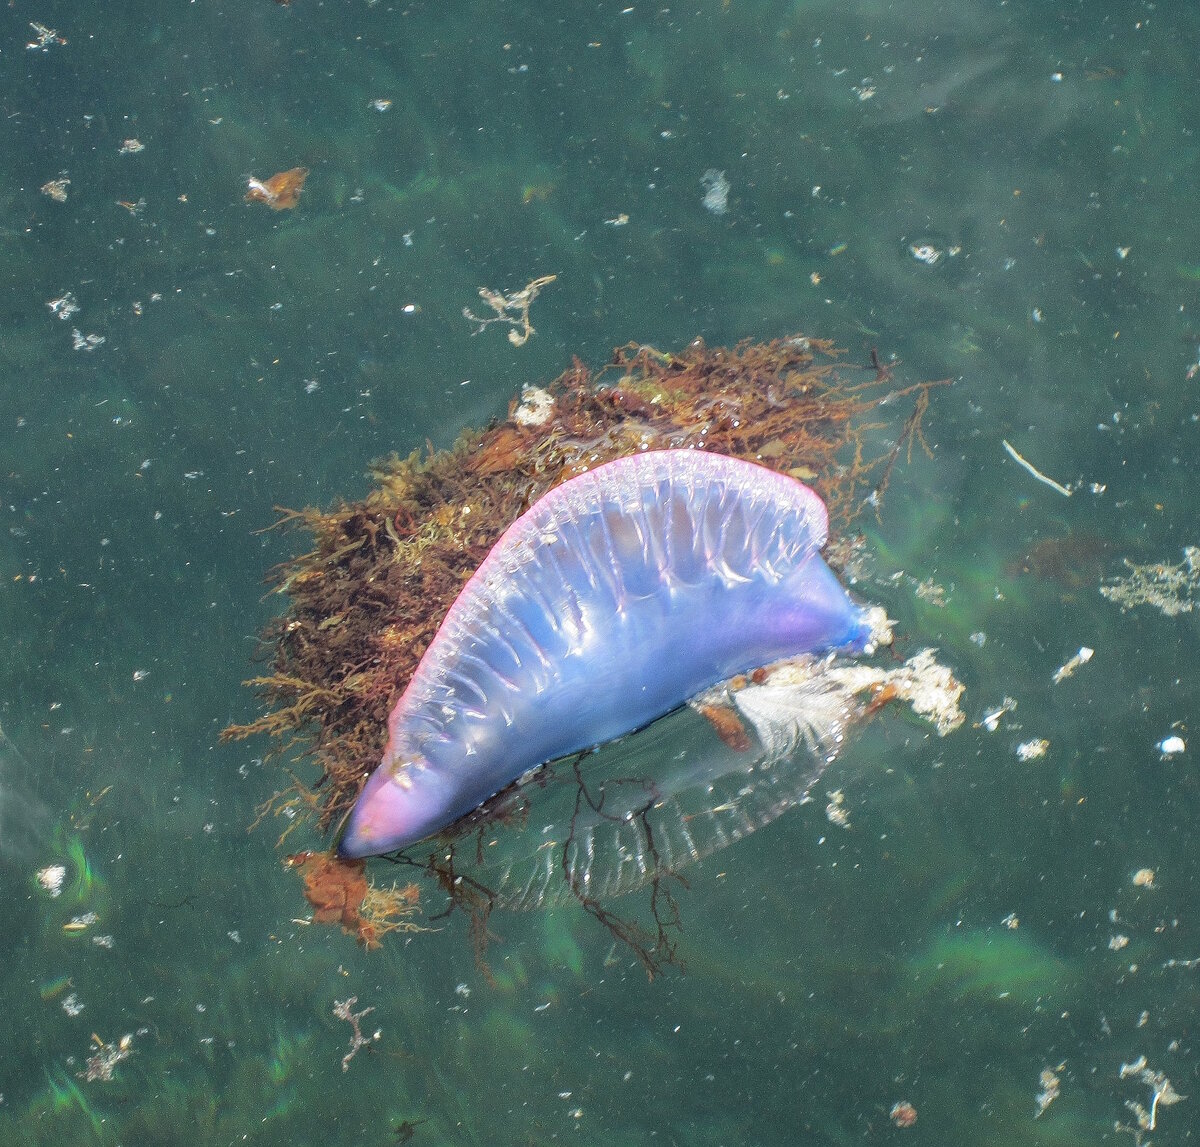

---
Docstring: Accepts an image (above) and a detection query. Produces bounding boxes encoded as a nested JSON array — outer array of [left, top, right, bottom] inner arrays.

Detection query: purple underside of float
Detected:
[[339, 449, 874, 858]]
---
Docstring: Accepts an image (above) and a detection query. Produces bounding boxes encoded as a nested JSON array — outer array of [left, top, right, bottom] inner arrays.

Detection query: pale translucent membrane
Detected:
[[444, 648, 963, 910], [447, 704, 831, 912]]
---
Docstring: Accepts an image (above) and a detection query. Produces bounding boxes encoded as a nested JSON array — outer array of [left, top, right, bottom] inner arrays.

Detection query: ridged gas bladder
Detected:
[[340, 449, 886, 858]]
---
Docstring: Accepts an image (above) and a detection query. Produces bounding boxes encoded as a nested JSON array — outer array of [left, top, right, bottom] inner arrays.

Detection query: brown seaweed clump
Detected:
[[1008, 532, 1116, 589], [224, 335, 941, 884], [244, 166, 309, 210], [284, 850, 425, 949]]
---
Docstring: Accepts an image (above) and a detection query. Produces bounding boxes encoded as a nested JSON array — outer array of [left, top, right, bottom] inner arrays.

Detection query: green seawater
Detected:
[[3, 1, 1200, 1143]]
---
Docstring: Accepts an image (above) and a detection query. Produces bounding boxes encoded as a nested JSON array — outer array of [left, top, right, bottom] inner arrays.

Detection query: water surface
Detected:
[[3, 1, 1199, 1143]]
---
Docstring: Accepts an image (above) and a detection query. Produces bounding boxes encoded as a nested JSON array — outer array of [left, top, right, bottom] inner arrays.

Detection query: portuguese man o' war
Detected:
[[339, 449, 889, 859]]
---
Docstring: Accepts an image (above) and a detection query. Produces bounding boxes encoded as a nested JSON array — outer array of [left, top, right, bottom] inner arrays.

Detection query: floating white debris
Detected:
[[513, 385, 555, 427], [700, 169, 730, 215], [1016, 738, 1049, 761], [71, 329, 105, 352], [1052, 646, 1093, 684], [333, 996, 378, 1072], [977, 697, 1017, 733], [1121, 1064, 1186, 1132], [41, 176, 70, 202], [1120, 1056, 1148, 1079], [909, 244, 941, 266], [711, 644, 964, 765], [63, 911, 99, 933], [463, 274, 556, 346], [80, 1033, 134, 1082], [27, 21, 66, 50], [1101, 546, 1200, 616], [836, 646, 965, 736], [1002, 439, 1073, 497], [914, 577, 947, 606], [1159, 735, 1186, 757], [1162, 955, 1200, 970], [1034, 1067, 1061, 1117], [36, 863, 67, 897], [47, 292, 79, 321], [825, 789, 850, 828]]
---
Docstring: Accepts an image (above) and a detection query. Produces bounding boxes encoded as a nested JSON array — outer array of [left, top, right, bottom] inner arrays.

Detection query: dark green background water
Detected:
[[3, 0, 1199, 1142]]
